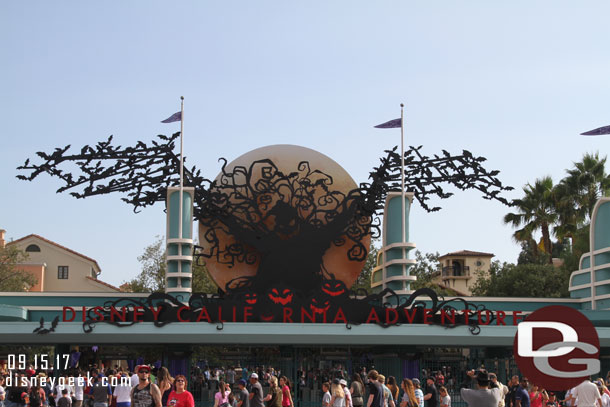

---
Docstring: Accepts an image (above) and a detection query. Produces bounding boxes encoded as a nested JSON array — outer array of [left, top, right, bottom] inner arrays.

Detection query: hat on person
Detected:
[[427, 376, 436, 382], [332, 378, 341, 385], [412, 378, 420, 386], [238, 379, 247, 386], [136, 365, 150, 373], [475, 370, 490, 385], [340, 379, 347, 386], [250, 373, 258, 379]]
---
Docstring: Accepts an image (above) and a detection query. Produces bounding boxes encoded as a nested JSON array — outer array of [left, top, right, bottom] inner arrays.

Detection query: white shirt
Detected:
[[74, 380, 84, 401], [601, 393, 610, 407], [344, 388, 353, 407], [131, 374, 139, 387], [572, 381, 601, 407], [113, 383, 132, 403]]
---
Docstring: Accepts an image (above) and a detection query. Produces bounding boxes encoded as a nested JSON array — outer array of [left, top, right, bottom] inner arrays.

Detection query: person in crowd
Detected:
[[112, 372, 132, 407], [329, 379, 345, 407], [213, 381, 230, 407], [597, 381, 610, 407], [514, 377, 530, 407], [236, 380, 249, 407], [263, 376, 282, 407], [387, 378, 399, 404], [400, 379, 417, 407], [423, 377, 438, 407], [349, 374, 364, 407], [377, 376, 394, 407], [488, 374, 508, 407], [572, 377, 601, 407], [279, 377, 293, 407], [438, 387, 449, 407], [0, 375, 5, 407], [340, 380, 352, 407], [248, 374, 264, 407], [322, 383, 331, 407], [58, 390, 72, 407], [226, 369, 236, 389], [74, 372, 85, 407], [544, 392, 558, 407], [167, 375, 194, 407], [459, 370, 502, 407], [130, 365, 161, 407], [155, 368, 173, 407], [528, 385, 548, 407], [89, 372, 112, 407], [366, 371, 383, 407], [411, 379, 424, 407], [29, 386, 44, 407], [506, 376, 519, 407]]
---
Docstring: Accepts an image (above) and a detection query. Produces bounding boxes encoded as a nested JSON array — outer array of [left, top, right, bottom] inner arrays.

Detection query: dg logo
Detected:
[[513, 305, 600, 390]]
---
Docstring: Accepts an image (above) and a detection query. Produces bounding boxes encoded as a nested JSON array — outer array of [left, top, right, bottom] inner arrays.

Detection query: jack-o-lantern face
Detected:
[[268, 288, 293, 305], [244, 293, 258, 305], [310, 297, 330, 313], [321, 280, 346, 297]]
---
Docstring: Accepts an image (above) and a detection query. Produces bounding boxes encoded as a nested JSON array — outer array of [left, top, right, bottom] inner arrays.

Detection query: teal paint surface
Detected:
[[386, 195, 410, 244], [573, 273, 591, 286], [594, 201, 610, 251], [570, 287, 591, 298], [182, 245, 192, 256], [595, 268, 610, 282], [168, 244, 179, 256], [168, 190, 193, 239], [0, 304, 27, 321], [167, 277, 178, 288], [372, 270, 382, 283], [387, 281, 403, 291], [387, 267, 403, 278], [595, 253, 610, 266], [181, 261, 192, 274], [168, 261, 178, 273], [596, 285, 610, 296], [582, 256, 591, 269]]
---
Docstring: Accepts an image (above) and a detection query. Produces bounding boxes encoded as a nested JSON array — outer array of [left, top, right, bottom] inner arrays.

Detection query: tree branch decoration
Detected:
[[18, 134, 512, 297]]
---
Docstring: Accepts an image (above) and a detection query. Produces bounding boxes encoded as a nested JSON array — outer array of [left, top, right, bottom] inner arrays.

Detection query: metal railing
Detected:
[[441, 266, 470, 277]]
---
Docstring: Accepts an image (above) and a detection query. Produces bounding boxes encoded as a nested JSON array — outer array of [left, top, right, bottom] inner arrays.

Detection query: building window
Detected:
[[58, 266, 69, 279], [25, 244, 41, 252]]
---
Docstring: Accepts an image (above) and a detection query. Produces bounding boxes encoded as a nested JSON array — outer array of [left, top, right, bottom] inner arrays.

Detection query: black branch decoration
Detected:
[[18, 133, 512, 326]]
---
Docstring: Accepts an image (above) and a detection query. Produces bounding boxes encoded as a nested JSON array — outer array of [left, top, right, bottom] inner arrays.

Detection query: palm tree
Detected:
[[504, 176, 557, 263], [555, 153, 610, 231]]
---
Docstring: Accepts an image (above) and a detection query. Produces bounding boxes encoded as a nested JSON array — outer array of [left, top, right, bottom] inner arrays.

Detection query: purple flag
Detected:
[[374, 118, 402, 129], [161, 111, 182, 123], [581, 125, 610, 136]]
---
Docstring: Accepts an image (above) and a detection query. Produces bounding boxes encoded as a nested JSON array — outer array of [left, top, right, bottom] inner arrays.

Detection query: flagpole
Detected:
[[179, 96, 184, 245], [400, 103, 405, 244]]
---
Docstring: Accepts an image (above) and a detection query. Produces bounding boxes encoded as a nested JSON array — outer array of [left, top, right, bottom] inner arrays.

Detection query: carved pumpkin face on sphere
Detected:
[[243, 292, 258, 305], [268, 288, 293, 306], [321, 280, 347, 297]]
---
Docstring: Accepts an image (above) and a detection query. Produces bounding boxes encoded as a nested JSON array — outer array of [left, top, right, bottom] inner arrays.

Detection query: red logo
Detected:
[[513, 305, 600, 390]]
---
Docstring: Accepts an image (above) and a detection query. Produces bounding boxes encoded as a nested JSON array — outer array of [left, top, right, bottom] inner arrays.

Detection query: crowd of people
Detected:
[[1, 363, 610, 407]]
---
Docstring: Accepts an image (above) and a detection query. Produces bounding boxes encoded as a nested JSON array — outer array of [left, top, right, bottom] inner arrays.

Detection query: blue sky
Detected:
[[2, 1, 610, 287]]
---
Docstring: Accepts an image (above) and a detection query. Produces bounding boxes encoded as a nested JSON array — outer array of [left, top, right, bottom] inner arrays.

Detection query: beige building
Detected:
[[1, 230, 120, 293], [436, 250, 494, 296]]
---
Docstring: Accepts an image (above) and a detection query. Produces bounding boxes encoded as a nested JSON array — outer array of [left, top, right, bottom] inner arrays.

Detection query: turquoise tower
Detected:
[[165, 186, 195, 297], [569, 197, 610, 310], [371, 191, 417, 296]]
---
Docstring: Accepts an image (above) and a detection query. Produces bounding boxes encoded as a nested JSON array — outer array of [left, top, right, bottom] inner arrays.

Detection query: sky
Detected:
[[2, 1, 610, 288]]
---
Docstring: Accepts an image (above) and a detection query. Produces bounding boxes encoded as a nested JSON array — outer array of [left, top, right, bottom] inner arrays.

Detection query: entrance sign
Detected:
[[19, 133, 514, 337]]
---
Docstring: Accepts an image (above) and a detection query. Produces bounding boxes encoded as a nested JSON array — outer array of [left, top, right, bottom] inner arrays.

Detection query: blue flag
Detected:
[[161, 111, 182, 123], [581, 125, 610, 136], [374, 118, 402, 128]]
